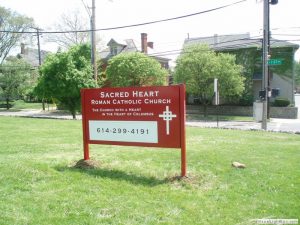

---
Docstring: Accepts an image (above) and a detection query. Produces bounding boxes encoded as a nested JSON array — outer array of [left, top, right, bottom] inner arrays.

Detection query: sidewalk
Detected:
[[1, 109, 300, 134], [186, 118, 300, 134], [0, 109, 77, 120]]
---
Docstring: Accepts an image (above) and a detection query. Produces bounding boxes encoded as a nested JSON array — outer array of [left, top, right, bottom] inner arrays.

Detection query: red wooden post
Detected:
[[81, 89, 90, 160], [180, 84, 187, 177]]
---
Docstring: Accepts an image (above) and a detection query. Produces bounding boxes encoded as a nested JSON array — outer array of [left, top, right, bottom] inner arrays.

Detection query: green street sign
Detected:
[[268, 59, 282, 65]]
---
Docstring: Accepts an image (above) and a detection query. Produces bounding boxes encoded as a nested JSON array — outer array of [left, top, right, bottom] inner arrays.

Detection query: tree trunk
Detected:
[[72, 111, 76, 120], [203, 103, 208, 118], [42, 98, 45, 111], [6, 98, 10, 110], [200, 94, 209, 119]]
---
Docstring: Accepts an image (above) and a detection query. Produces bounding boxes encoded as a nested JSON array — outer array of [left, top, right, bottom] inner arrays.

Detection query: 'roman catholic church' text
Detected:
[[91, 90, 171, 105]]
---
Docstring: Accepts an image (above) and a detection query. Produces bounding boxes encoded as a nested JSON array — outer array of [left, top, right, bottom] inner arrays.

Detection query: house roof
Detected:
[[100, 37, 170, 62], [184, 33, 299, 51], [122, 39, 138, 53], [100, 38, 139, 61], [107, 38, 127, 46], [18, 48, 49, 67]]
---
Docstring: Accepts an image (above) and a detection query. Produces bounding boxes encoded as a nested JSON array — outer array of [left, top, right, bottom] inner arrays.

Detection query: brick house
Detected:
[[99, 33, 170, 84]]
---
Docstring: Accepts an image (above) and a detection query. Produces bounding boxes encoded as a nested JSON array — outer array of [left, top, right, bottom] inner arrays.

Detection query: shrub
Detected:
[[273, 97, 290, 107], [238, 94, 254, 106]]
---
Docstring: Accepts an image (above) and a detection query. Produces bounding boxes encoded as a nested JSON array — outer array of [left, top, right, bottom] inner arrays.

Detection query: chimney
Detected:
[[21, 43, 26, 55], [147, 42, 154, 49], [141, 33, 148, 54]]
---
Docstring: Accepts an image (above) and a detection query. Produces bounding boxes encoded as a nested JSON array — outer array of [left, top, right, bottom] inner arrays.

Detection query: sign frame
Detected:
[[81, 84, 187, 177]]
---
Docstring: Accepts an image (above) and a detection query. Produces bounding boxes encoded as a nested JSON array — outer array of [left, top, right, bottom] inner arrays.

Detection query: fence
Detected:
[[186, 105, 298, 119]]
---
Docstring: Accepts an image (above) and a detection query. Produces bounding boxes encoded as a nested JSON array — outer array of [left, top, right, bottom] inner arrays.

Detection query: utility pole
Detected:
[[91, 0, 98, 83], [267, 2, 271, 120], [36, 28, 42, 66], [261, 0, 270, 130], [31, 27, 42, 66], [32, 27, 45, 110], [262, 0, 278, 129]]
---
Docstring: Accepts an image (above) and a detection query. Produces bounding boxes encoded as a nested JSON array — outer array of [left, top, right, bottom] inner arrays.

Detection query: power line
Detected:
[[271, 39, 300, 42], [272, 33, 300, 37], [271, 26, 300, 31], [147, 37, 300, 58], [99, 36, 294, 59], [0, 0, 247, 34], [100, 36, 263, 54], [152, 37, 263, 54], [0, 65, 32, 69], [106, 39, 262, 58]]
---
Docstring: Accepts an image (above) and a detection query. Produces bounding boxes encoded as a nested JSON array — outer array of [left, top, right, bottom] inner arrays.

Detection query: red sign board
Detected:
[[81, 84, 186, 176]]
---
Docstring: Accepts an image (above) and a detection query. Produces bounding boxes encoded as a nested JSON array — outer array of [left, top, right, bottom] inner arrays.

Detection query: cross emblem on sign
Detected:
[[159, 106, 177, 135]]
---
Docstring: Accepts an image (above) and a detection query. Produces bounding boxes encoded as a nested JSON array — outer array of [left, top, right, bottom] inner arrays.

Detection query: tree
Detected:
[[225, 48, 258, 105], [45, 10, 89, 49], [34, 44, 96, 119], [0, 57, 32, 109], [0, 6, 34, 63], [45, 10, 102, 50], [174, 44, 244, 111], [106, 52, 168, 87]]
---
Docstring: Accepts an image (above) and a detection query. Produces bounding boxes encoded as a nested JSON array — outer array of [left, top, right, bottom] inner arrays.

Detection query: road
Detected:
[[1, 109, 300, 133]]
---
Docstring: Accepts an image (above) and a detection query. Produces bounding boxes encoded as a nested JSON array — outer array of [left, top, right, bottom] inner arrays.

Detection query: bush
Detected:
[[56, 102, 67, 110], [273, 97, 290, 107], [238, 94, 254, 106]]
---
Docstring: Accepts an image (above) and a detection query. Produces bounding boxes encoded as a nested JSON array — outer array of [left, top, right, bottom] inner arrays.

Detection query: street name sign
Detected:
[[268, 59, 283, 65], [81, 84, 187, 176]]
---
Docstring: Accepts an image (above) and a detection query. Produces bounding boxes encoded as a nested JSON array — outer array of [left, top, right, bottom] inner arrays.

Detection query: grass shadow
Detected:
[[55, 165, 169, 187], [0, 102, 21, 111]]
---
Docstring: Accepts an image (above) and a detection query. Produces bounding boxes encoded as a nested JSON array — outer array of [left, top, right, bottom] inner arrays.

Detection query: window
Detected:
[[110, 45, 118, 56]]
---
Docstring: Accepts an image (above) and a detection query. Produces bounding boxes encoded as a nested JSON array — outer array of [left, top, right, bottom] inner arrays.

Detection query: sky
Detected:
[[1, 0, 300, 64]]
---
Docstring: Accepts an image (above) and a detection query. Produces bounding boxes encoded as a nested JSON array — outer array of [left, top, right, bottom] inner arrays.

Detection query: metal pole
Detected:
[[292, 47, 296, 105], [91, 0, 98, 83], [36, 28, 42, 66], [262, 0, 269, 130], [267, 3, 271, 120], [214, 78, 219, 127], [33, 27, 45, 110]]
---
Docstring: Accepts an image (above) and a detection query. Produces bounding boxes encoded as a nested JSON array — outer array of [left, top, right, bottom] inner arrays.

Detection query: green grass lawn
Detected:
[[0, 117, 299, 225]]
